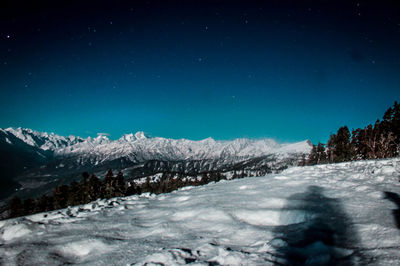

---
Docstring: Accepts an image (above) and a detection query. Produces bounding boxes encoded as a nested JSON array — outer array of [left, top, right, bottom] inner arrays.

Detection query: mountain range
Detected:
[[0, 127, 312, 202]]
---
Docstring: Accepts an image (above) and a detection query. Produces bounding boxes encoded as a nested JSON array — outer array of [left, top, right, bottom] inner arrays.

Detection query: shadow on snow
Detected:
[[384, 191, 400, 230], [271, 185, 366, 265]]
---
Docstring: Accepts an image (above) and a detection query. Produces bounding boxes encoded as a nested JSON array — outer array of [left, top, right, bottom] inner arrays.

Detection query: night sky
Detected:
[[0, 0, 399, 143]]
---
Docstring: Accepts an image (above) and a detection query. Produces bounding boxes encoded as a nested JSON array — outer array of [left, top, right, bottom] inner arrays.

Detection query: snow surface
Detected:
[[1, 158, 400, 265]]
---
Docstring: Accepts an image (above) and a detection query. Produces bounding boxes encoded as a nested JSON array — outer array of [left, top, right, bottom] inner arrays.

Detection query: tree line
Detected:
[[304, 101, 400, 165], [8, 170, 231, 219], [8, 102, 398, 219]]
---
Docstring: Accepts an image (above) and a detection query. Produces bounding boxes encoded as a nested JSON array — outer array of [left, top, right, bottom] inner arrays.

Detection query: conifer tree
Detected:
[[327, 133, 336, 163], [363, 122, 382, 159], [67, 181, 81, 206], [114, 171, 126, 197], [35, 195, 53, 213], [351, 128, 369, 159], [125, 182, 138, 196], [381, 101, 400, 157], [9, 196, 23, 218], [88, 174, 101, 200], [22, 198, 36, 215], [316, 142, 328, 164], [102, 169, 116, 198], [80, 172, 90, 203], [307, 144, 319, 165], [53, 185, 69, 209], [327, 126, 354, 163], [298, 154, 306, 166]]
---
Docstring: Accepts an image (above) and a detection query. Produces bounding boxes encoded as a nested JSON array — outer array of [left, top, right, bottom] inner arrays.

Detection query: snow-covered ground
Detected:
[[1, 158, 400, 265]]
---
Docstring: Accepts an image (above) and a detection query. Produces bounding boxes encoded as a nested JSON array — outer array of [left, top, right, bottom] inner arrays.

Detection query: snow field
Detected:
[[0, 158, 399, 265]]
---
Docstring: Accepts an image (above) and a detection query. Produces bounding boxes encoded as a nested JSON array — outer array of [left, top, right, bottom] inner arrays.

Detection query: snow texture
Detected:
[[1, 158, 400, 265]]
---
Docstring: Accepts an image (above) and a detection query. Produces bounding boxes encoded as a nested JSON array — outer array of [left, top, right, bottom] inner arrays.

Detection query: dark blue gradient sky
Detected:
[[0, 0, 399, 143]]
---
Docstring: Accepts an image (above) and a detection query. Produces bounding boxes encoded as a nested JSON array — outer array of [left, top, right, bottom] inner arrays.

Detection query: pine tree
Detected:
[[327, 126, 354, 163], [35, 195, 53, 213], [9, 196, 23, 218], [327, 133, 336, 163], [307, 144, 319, 165], [316, 142, 328, 164], [53, 185, 69, 209], [88, 174, 101, 200], [363, 122, 382, 159], [351, 128, 368, 160], [22, 198, 36, 215], [308, 142, 328, 165], [114, 171, 126, 197], [125, 182, 138, 196], [298, 154, 307, 166], [141, 176, 151, 193], [381, 101, 400, 157], [102, 169, 116, 198], [81, 172, 90, 184], [67, 181, 82, 206], [80, 172, 90, 203]]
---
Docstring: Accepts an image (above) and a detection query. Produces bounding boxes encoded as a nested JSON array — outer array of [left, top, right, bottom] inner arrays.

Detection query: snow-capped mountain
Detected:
[[1, 127, 84, 151], [2, 127, 311, 162], [0, 127, 311, 201]]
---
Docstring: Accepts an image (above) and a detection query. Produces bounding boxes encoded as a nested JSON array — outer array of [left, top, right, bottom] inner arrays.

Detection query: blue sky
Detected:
[[0, 1, 399, 143]]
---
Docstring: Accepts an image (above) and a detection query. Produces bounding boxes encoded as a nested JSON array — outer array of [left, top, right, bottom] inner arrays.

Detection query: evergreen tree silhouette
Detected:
[[35, 195, 53, 213], [80, 172, 90, 203], [316, 142, 327, 164], [102, 169, 115, 198], [53, 185, 69, 209], [114, 171, 126, 196], [307, 144, 319, 165], [67, 181, 81, 206], [9, 196, 23, 218], [22, 198, 36, 215], [88, 174, 101, 200], [327, 126, 354, 163]]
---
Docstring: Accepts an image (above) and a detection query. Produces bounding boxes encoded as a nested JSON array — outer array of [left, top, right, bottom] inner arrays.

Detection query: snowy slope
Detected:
[[1, 158, 400, 265]]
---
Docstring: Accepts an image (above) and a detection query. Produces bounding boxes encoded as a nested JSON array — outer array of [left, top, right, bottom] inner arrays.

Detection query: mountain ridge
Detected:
[[0, 127, 312, 202], [1, 127, 311, 160]]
